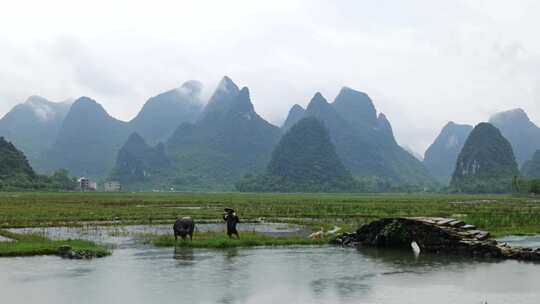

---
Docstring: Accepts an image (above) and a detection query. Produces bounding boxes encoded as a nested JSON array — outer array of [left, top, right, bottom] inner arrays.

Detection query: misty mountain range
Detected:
[[282, 90, 432, 188], [0, 81, 205, 180], [0, 96, 72, 168], [1, 76, 539, 191], [423, 108, 540, 184]]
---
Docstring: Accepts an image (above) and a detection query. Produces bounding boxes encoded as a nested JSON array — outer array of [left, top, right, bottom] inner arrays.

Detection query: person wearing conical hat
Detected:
[[223, 208, 240, 239]]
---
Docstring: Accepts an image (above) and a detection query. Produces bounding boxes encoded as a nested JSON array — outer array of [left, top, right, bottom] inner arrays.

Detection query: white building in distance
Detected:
[[104, 181, 121, 192], [78, 177, 97, 192]]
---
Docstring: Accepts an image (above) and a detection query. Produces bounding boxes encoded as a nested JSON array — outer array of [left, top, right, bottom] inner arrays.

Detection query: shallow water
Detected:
[[497, 235, 540, 249], [8, 223, 307, 247], [1, 245, 540, 304], [0, 235, 13, 242], [2, 227, 540, 304]]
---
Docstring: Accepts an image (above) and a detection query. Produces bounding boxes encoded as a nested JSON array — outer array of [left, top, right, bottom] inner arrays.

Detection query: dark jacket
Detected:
[[223, 213, 239, 234]]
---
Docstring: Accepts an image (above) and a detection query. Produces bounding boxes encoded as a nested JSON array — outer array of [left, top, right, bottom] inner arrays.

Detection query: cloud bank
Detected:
[[1, 0, 540, 154]]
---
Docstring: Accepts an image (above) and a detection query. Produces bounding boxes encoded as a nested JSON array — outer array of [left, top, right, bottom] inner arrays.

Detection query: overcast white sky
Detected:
[[1, 0, 540, 154]]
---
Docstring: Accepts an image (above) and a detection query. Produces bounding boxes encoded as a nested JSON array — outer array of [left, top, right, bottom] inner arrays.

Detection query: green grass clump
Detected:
[[0, 229, 110, 258], [152, 231, 328, 248]]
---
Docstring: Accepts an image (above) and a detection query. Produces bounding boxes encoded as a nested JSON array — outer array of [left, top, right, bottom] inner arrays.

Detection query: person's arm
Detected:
[[223, 214, 228, 221]]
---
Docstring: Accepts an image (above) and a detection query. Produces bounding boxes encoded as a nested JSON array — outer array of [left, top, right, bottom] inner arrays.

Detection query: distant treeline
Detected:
[[513, 177, 540, 195], [0, 169, 78, 192]]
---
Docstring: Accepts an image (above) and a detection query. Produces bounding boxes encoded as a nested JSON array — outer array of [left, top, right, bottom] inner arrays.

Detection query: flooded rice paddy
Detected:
[[7, 222, 307, 247]]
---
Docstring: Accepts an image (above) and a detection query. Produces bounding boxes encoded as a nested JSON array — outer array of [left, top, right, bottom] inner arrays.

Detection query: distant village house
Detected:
[[104, 181, 121, 192], [78, 177, 97, 192]]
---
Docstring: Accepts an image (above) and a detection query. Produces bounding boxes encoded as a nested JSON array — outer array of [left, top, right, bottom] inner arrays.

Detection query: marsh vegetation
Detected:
[[0, 229, 109, 257], [152, 231, 328, 248], [1, 192, 540, 237]]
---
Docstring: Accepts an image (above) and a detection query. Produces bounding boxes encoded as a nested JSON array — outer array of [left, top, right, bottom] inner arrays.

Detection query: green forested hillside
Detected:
[[0, 137, 76, 191], [237, 117, 357, 192], [109, 133, 171, 189], [0, 137, 36, 180], [522, 150, 540, 178], [450, 123, 519, 193], [165, 77, 282, 190], [288, 89, 434, 189]]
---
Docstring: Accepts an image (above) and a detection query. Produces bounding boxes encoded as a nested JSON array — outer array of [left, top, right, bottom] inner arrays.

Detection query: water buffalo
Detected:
[[173, 217, 195, 241]]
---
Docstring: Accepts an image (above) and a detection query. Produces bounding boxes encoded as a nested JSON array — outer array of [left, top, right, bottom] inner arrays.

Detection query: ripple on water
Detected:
[[3, 229, 540, 303], [1, 245, 540, 303]]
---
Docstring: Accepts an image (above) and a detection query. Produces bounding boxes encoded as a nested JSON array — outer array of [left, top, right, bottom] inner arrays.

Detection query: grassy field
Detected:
[[152, 231, 328, 248], [0, 229, 110, 257], [1, 192, 540, 236]]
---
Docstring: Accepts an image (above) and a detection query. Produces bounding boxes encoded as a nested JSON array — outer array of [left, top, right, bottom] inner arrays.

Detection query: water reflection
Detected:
[[357, 246, 505, 272], [224, 248, 240, 261], [174, 247, 194, 265], [311, 273, 374, 300], [1, 245, 540, 303]]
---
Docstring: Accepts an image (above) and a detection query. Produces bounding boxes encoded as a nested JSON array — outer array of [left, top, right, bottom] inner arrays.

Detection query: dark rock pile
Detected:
[[56, 245, 101, 259], [333, 217, 540, 261]]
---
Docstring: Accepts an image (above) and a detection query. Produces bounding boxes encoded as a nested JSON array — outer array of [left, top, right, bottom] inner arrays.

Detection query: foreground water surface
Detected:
[[1, 226, 540, 304]]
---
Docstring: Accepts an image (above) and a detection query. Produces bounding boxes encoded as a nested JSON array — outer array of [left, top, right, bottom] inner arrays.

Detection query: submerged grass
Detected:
[[0, 229, 110, 258], [152, 231, 328, 248]]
